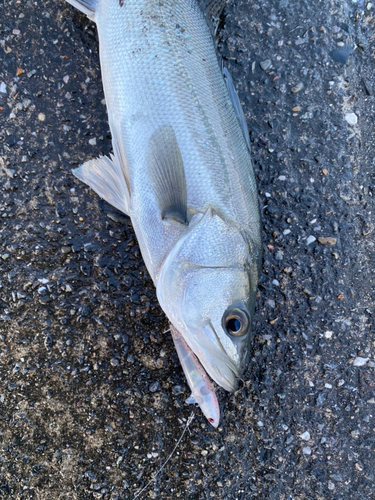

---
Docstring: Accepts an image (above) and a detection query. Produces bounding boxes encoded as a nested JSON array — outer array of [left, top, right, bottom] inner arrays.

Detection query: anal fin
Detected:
[[73, 154, 130, 216], [147, 125, 187, 225]]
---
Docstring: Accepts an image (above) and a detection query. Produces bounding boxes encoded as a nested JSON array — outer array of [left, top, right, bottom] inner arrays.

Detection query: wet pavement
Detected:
[[0, 0, 374, 499]]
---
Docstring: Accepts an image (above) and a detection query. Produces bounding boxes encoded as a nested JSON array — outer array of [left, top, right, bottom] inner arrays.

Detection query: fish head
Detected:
[[157, 208, 259, 392]]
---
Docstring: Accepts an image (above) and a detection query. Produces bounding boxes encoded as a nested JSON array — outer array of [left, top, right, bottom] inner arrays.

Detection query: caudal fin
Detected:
[[65, 0, 98, 21]]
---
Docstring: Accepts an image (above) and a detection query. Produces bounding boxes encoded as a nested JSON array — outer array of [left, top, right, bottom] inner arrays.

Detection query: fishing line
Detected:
[[133, 411, 195, 500]]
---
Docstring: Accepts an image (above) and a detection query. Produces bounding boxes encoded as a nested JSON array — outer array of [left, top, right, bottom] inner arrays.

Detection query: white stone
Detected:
[[345, 113, 358, 126], [306, 235, 316, 245], [300, 431, 310, 441], [353, 356, 369, 367]]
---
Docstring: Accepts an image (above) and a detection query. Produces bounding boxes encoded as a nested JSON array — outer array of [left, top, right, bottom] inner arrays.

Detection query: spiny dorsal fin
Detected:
[[72, 153, 130, 215], [198, 0, 227, 34], [65, 0, 97, 21], [147, 125, 187, 225], [222, 64, 251, 151]]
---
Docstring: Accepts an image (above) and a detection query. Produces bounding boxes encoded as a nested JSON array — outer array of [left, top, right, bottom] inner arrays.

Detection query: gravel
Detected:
[[0, 0, 374, 499]]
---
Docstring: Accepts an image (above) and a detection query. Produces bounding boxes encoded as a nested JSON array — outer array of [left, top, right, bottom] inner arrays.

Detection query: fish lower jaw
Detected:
[[204, 364, 239, 393]]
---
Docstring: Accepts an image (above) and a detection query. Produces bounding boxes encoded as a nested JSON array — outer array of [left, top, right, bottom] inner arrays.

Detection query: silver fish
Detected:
[[65, 0, 261, 424]]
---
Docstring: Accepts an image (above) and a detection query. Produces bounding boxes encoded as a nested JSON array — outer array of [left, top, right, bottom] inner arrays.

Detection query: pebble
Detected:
[[353, 357, 369, 367], [283, 229, 291, 235], [110, 358, 119, 367], [272, 279, 280, 287], [345, 113, 358, 126], [330, 48, 352, 64], [302, 447, 311, 455], [306, 235, 316, 245], [328, 481, 335, 490], [149, 381, 160, 393], [318, 237, 337, 246], [260, 59, 271, 71], [63, 75, 70, 84], [300, 431, 310, 441], [39, 297, 50, 305], [84, 243, 96, 252], [172, 385, 185, 395], [324, 331, 333, 339], [367, 2, 372, 9], [38, 113, 45, 122], [291, 83, 303, 93], [89, 138, 97, 146], [0, 82, 6, 93]]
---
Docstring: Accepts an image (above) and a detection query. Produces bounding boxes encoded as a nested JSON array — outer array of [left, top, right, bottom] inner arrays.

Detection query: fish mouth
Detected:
[[188, 322, 241, 392]]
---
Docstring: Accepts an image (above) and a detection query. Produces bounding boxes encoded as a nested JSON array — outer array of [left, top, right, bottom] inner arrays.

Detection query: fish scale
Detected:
[[65, 0, 261, 426]]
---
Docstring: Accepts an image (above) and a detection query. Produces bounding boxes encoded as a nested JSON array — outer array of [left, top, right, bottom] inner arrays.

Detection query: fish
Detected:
[[64, 0, 262, 426]]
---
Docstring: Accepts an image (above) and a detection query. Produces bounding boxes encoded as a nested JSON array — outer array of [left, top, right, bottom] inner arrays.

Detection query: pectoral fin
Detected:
[[147, 125, 187, 225], [73, 154, 130, 216], [222, 64, 251, 151], [65, 0, 97, 21]]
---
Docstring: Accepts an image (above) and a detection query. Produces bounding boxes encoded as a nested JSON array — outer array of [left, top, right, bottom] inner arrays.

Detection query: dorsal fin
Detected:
[[222, 64, 251, 151], [147, 125, 187, 225], [198, 0, 227, 34]]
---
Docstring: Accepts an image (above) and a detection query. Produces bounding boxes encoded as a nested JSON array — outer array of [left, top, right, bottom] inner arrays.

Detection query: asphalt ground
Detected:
[[0, 0, 374, 499]]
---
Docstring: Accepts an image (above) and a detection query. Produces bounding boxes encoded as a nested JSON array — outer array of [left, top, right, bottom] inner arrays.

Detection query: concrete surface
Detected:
[[0, 0, 374, 498]]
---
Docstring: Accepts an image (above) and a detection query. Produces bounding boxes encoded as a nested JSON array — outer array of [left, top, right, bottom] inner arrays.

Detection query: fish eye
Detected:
[[223, 309, 249, 337]]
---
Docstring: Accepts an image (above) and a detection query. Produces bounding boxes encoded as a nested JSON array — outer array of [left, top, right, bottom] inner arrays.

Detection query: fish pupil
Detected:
[[227, 317, 241, 333]]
